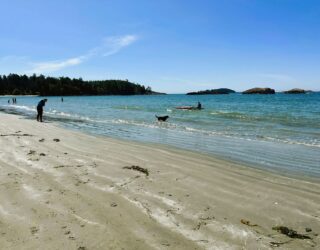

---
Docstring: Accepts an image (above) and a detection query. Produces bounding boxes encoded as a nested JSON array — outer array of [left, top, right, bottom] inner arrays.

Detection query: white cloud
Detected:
[[22, 34, 139, 74], [102, 35, 138, 56], [28, 56, 85, 74]]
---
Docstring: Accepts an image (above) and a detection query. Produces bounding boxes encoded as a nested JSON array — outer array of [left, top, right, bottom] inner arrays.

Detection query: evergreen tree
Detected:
[[0, 74, 154, 96]]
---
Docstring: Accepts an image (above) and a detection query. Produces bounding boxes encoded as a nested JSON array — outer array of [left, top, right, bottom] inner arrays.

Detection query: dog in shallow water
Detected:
[[155, 115, 169, 122]]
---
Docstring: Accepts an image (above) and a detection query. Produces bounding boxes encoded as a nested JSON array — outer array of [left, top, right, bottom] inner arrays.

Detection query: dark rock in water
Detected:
[[243, 87, 275, 94], [284, 88, 306, 94], [187, 88, 235, 95]]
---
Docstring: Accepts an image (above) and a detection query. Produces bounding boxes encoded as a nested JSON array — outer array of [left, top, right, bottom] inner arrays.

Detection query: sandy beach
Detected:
[[0, 113, 319, 249]]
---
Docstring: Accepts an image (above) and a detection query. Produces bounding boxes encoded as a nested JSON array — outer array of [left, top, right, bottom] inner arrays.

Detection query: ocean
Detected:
[[1, 93, 319, 178]]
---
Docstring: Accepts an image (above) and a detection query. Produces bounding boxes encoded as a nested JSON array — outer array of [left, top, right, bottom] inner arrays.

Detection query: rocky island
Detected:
[[284, 88, 306, 94], [242, 87, 275, 94], [187, 88, 235, 95]]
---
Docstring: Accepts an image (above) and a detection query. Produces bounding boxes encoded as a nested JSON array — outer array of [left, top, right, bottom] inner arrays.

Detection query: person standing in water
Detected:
[[197, 102, 202, 109], [37, 99, 47, 122]]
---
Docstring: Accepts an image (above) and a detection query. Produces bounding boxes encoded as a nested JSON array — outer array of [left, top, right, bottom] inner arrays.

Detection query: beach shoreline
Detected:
[[0, 112, 319, 249], [1, 94, 319, 179], [80, 132, 320, 184]]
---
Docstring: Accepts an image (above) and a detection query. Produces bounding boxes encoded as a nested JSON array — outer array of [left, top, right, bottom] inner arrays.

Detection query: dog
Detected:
[[155, 115, 169, 122]]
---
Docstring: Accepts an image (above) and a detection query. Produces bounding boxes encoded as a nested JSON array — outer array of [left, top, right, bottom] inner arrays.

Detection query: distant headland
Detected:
[[0, 74, 159, 96]]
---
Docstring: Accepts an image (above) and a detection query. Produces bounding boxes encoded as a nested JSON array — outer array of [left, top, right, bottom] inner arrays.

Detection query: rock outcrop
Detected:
[[242, 88, 275, 94]]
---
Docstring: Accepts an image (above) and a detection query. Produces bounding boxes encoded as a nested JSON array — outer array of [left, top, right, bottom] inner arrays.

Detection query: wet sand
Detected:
[[0, 113, 319, 249]]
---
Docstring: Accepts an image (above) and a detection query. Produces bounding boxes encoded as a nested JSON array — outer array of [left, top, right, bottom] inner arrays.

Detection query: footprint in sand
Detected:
[[75, 179, 90, 186], [27, 150, 42, 161], [27, 150, 36, 155], [30, 226, 39, 235], [193, 215, 215, 230], [110, 202, 118, 207], [28, 157, 40, 161], [193, 221, 207, 231], [161, 241, 170, 247]]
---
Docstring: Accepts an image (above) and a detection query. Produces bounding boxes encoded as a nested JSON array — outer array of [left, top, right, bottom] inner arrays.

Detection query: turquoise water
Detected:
[[1, 93, 320, 177]]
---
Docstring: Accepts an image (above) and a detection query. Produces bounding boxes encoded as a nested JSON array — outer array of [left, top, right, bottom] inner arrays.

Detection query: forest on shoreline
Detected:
[[0, 74, 154, 96]]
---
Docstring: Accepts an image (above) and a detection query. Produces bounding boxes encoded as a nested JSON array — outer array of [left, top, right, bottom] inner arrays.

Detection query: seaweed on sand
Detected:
[[240, 219, 258, 227], [1, 133, 33, 137], [272, 226, 311, 239], [123, 165, 149, 176]]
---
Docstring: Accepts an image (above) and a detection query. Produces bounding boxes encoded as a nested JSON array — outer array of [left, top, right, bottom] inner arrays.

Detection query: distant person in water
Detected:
[[61, 97, 64, 102], [37, 99, 47, 122], [197, 102, 202, 109], [8, 99, 10, 104]]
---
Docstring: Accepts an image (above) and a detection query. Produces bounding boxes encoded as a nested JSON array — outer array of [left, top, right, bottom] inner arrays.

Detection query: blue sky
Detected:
[[0, 0, 319, 93]]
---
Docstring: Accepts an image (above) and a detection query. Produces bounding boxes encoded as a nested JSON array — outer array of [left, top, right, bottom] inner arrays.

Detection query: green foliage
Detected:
[[0, 74, 153, 96]]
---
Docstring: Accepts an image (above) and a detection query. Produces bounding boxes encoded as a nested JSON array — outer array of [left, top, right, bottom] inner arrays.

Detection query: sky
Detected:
[[0, 0, 320, 93]]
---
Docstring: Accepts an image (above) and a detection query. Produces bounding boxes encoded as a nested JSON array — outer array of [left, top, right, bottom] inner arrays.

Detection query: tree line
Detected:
[[0, 74, 153, 96]]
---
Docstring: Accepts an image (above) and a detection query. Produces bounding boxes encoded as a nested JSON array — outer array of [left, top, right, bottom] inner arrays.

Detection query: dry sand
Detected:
[[0, 113, 319, 249]]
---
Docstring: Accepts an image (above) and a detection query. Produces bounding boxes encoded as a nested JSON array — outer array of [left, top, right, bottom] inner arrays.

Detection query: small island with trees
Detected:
[[283, 88, 306, 94], [242, 87, 275, 94], [187, 88, 235, 95], [0, 74, 159, 96]]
